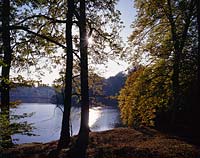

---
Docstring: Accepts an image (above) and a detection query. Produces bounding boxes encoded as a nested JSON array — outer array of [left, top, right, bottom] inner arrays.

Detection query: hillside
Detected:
[[8, 72, 126, 105], [101, 72, 126, 106], [10, 86, 56, 103]]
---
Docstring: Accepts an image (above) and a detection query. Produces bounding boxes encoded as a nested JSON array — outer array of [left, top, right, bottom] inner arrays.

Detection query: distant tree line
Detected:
[[0, 71, 126, 105]]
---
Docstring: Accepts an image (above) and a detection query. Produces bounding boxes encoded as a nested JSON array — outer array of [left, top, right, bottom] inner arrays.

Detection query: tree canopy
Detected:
[[119, 0, 199, 128]]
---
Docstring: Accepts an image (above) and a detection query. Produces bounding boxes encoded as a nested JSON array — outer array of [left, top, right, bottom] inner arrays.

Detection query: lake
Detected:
[[11, 103, 120, 144]]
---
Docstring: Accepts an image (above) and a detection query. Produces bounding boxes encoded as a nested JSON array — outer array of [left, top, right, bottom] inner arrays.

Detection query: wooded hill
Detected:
[[7, 72, 126, 105]]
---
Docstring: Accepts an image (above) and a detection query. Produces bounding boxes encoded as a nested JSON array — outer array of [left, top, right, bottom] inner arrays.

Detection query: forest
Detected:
[[0, 0, 200, 158]]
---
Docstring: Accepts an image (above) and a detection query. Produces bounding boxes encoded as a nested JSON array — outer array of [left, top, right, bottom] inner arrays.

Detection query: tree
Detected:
[[166, 0, 195, 124], [0, 0, 13, 147], [197, 0, 200, 101], [2, 0, 123, 152], [72, 0, 89, 157], [129, 0, 196, 124], [118, 60, 172, 127], [190, 0, 200, 134], [55, 0, 123, 152], [72, 1, 124, 157], [0, 0, 68, 104], [0, 0, 66, 147], [57, 0, 75, 149]]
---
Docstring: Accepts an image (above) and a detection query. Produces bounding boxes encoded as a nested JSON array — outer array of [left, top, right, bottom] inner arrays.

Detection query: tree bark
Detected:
[[167, 0, 194, 125], [167, 0, 181, 125], [0, 0, 13, 147], [79, 0, 89, 137], [197, 0, 200, 96], [193, 0, 200, 134], [73, 0, 90, 157], [1, 0, 12, 108], [57, 0, 74, 150]]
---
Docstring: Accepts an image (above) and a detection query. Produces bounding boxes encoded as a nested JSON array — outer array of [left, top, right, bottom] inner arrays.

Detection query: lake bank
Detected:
[[1, 127, 200, 158]]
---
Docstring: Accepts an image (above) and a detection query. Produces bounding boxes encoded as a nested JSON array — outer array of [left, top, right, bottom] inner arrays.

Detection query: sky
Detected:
[[117, 0, 136, 41], [42, 0, 137, 85], [94, 0, 136, 79]]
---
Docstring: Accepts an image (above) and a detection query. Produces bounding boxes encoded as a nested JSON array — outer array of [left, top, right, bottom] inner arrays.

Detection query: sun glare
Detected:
[[89, 107, 101, 127], [88, 37, 93, 45]]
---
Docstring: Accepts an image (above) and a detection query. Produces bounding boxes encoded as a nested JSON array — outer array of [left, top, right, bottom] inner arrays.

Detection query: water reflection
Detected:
[[12, 103, 119, 144], [89, 107, 102, 127]]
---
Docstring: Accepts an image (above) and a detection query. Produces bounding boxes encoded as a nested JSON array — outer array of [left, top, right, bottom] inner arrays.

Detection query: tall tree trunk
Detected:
[[1, 0, 11, 108], [167, 0, 181, 125], [0, 0, 13, 147], [73, 0, 89, 157], [193, 0, 200, 135], [167, 0, 194, 125], [197, 0, 200, 96], [57, 0, 74, 150], [79, 0, 89, 137], [171, 49, 181, 124]]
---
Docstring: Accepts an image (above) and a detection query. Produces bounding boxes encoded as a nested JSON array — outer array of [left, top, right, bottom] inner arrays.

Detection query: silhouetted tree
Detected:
[[57, 0, 75, 149], [0, 0, 67, 147], [0, 0, 12, 147], [56, 0, 123, 153], [197, 0, 200, 98], [72, 1, 89, 158]]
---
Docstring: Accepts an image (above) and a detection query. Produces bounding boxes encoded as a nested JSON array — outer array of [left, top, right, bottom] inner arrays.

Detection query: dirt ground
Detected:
[[1, 127, 200, 158]]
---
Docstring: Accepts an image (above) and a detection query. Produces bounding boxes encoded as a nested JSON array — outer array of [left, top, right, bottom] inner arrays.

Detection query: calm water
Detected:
[[11, 103, 120, 144]]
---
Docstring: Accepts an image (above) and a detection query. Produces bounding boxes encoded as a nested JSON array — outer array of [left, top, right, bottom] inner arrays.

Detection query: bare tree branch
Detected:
[[10, 25, 67, 49], [14, 14, 67, 26]]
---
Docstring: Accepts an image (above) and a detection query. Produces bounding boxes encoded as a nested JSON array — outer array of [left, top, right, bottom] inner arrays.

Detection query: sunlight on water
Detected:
[[12, 103, 119, 144], [89, 107, 102, 127]]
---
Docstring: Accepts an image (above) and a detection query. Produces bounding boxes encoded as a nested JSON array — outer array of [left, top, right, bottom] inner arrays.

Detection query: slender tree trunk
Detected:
[[193, 0, 200, 135], [197, 0, 200, 96], [0, 0, 13, 147], [57, 0, 74, 150], [79, 0, 89, 136], [73, 0, 89, 157], [1, 0, 11, 108]]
